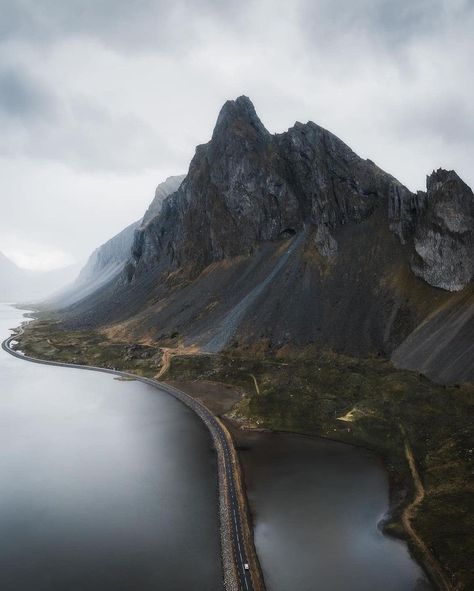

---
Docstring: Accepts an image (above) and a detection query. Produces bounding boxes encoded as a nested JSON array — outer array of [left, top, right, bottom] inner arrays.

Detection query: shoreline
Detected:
[[13, 314, 473, 590], [5, 328, 439, 590], [2, 324, 265, 591], [225, 422, 449, 591]]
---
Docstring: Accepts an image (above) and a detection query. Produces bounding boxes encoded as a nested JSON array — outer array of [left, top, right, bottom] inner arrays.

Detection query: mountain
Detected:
[[0, 252, 26, 301], [0, 251, 79, 303], [49, 175, 185, 309], [56, 97, 473, 383], [49, 220, 141, 309]]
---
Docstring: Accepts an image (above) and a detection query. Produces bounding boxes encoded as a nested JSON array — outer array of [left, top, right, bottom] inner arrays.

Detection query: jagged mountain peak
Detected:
[[59, 97, 473, 383], [135, 97, 470, 283], [281, 118, 364, 169], [212, 95, 269, 142], [426, 168, 473, 198], [410, 166, 473, 291]]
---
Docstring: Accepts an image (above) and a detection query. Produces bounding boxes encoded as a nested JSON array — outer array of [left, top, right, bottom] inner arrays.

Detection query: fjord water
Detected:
[[0, 304, 223, 591], [239, 431, 432, 591], [1, 303, 432, 591]]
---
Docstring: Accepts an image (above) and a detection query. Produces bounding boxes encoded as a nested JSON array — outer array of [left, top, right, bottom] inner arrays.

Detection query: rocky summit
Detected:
[[56, 96, 473, 384]]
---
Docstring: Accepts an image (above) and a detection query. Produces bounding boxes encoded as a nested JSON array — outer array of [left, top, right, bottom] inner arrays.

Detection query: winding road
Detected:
[[2, 330, 257, 591]]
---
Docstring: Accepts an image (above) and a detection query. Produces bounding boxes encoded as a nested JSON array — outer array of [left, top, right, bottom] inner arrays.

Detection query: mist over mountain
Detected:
[[0, 252, 25, 301], [0, 251, 79, 303], [50, 175, 185, 309], [142, 175, 187, 226], [52, 97, 473, 384]]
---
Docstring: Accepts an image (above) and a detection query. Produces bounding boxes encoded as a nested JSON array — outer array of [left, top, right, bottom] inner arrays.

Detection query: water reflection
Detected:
[[0, 304, 223, 591], [239, 431, 432, 591]]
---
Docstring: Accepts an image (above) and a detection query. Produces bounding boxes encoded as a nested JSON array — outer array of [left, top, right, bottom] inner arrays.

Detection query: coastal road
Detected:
[[2, 331, 255, 591]]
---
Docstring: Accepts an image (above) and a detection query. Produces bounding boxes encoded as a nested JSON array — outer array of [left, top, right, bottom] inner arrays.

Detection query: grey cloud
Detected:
[[0, 83, 178, 172], [393, 95, 474, 146], [0, 0, 472, 269], [0, 0, 248, 53], [299, 0, 473, 53], [51, 99, 180, 172], [0, 67, 57, 119]]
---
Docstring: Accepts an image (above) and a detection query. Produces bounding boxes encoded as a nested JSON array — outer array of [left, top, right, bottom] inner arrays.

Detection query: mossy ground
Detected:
[[16, 319, 162, 377], [16, 320, 474, 590]]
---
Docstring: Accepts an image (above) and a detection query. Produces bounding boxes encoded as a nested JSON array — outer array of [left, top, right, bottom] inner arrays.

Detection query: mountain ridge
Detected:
[[53, 97, 473, 383]]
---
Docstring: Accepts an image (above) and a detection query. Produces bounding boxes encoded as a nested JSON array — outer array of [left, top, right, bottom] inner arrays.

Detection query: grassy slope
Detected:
[[16, 321, 474, 590]]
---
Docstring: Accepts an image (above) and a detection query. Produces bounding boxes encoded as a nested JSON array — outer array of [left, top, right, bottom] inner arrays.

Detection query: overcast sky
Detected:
[[0, 0, 472, 270]]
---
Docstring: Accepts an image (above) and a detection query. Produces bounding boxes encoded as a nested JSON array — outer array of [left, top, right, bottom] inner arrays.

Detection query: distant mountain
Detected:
[[50, 175, 185, 309], [55, 97, 473, 384], [50, 220, 141, 309], [0, 252, 26, 301], [0, 251, 79, 303]]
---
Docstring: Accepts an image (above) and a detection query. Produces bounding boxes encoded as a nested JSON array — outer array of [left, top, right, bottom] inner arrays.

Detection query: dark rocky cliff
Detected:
[[81, 174, 186, 286], [59, 97, 473, 383], [141, 174, 185, 226], [411, 169, 473, 291]]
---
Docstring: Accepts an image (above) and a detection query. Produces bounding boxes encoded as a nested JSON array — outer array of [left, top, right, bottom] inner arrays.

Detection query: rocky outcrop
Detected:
[[81, 175, 185, 287], [314, 224, 337, 258], [410, 169, 474, 291]]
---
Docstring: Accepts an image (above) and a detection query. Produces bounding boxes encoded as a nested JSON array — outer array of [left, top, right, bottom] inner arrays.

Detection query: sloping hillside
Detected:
[[392, 286, 474, 383]]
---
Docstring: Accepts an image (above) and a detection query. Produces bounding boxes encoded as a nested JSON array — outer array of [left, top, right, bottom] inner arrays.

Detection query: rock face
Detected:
[[410, 169, 474, 291], [58, 97, 473, 382], [82, 175, 186, 286], [43, 221, 140, 309], [78, 221, 140, 286], [141, 175, 185, 226], [130, 97, 414, 277]]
